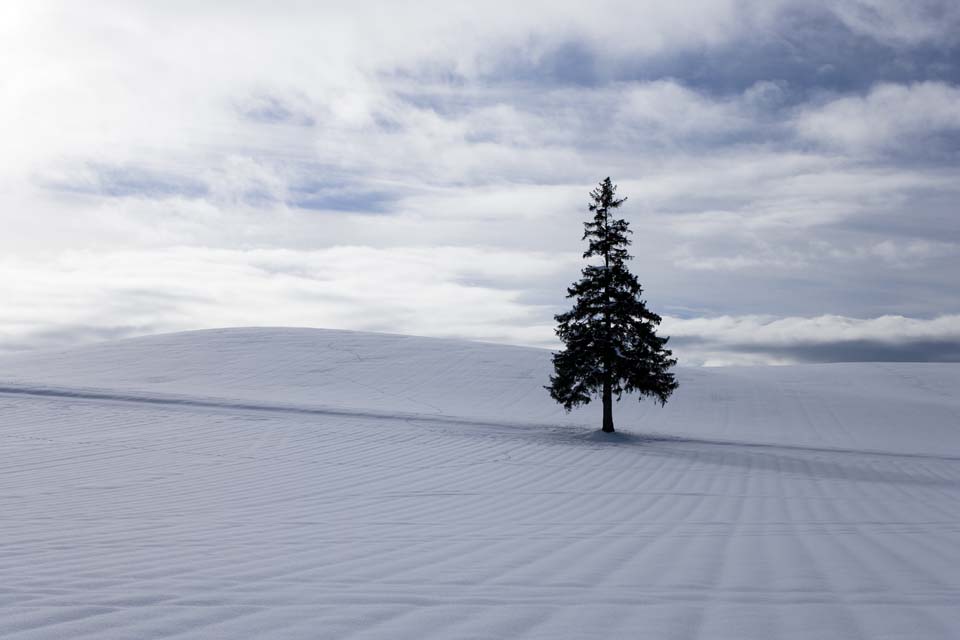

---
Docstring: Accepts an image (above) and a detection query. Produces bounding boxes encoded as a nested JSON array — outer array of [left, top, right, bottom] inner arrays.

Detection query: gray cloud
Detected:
[[237, 93, 316, 127], [443, 2, 960, 96], [663, 314, 960, 365], [38, 163, 209, 200], [739, 339, 960, 364]]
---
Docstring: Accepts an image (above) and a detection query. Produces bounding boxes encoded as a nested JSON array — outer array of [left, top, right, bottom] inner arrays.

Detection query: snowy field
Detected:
[[1, 327, 959, 639]]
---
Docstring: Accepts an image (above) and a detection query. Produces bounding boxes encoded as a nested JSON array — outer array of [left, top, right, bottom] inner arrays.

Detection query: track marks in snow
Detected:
[[1, 389, 959, 639], [1, 331, 959, 638]]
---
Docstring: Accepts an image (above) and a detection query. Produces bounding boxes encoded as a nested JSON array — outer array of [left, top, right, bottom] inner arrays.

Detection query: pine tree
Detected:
[[547, 177, 678, 433]]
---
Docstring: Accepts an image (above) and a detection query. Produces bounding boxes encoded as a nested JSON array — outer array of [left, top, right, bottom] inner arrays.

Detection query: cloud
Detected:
[[236, 93, 316, 127], [1, 2, 959, 364], [663, 314, 960, 365], [5, 246, 956, 369], [0, 246, 568, 355], [38, 162, 210, 200], [796, 82, 960, 153], [826, 0, 960, 47]]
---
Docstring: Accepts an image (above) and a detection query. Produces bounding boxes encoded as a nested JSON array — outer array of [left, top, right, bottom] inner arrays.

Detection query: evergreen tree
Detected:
[[547, 177, 678, 433]]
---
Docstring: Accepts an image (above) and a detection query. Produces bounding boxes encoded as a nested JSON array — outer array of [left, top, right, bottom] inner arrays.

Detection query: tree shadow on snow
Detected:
[[542, 426, 960, 489]]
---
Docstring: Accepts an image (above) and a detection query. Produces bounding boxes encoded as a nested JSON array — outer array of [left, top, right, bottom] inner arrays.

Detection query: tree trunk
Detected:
[[601, 197, 615, 434], [602, 377, 614, 433]]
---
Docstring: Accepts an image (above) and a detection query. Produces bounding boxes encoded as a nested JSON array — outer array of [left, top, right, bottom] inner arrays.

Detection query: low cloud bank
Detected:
[[2, 247, 958, 367], [664, 314, 960, 365]]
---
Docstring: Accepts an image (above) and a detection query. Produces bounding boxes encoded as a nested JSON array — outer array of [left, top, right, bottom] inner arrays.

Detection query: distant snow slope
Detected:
[[1, 328, 958, 639]]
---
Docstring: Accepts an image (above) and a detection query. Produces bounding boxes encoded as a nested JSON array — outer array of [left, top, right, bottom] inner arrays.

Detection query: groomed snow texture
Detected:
[[1, 328, 959, 639]]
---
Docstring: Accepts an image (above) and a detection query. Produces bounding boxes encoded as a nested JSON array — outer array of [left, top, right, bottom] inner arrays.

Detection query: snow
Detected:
[[0, 327, 958, 639]]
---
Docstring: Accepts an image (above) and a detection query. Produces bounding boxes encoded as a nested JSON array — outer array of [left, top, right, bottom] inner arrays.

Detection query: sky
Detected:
[[2, 0, 959, 365]]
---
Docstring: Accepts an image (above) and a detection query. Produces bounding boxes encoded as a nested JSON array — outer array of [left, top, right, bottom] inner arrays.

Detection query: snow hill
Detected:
[[1, 327, 958, 639]]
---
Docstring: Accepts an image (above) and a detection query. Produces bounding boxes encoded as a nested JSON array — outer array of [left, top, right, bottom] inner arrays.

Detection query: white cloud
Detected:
[[0, 246, 569, 354], [666, 313, 960, 344], [614, 80, 785, 145], [796, 82, 960, 152], [826, 0, 960, 46]]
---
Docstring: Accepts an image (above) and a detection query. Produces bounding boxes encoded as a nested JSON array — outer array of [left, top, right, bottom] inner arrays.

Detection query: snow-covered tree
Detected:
[[547, 177, 678, 433]]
